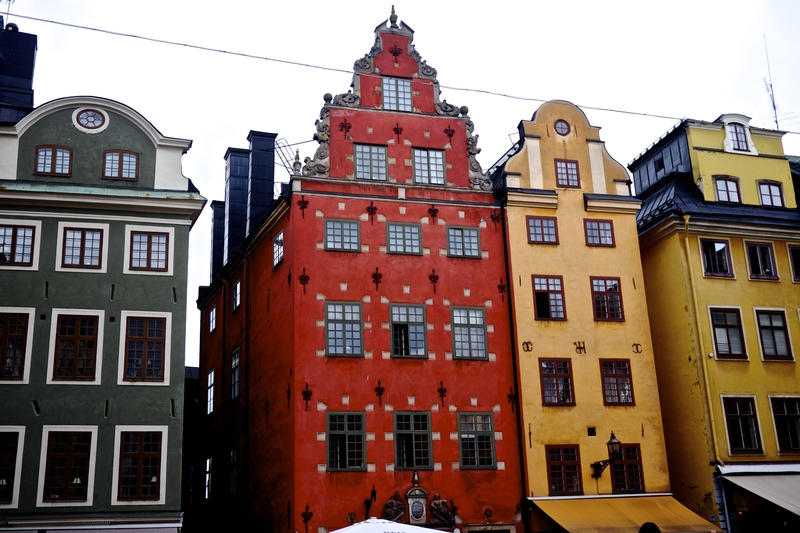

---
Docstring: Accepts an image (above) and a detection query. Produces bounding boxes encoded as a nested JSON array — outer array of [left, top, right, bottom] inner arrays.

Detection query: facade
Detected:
[[0, 28, 205, 530], [489, 101, 716, 532], [195, 9, 524, 533], [632, 114, 800, 532]]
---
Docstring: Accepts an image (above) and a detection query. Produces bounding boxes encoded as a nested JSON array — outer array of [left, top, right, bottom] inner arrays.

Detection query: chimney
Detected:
[[209, 200, 225, 282], [246, 130, 278, 235], [223, 148, 249, 264], [0, 19, 37, 124]]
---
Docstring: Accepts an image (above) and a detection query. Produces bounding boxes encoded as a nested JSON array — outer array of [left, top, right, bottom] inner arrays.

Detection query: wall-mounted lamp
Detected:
[[590, 431, 622, 478]]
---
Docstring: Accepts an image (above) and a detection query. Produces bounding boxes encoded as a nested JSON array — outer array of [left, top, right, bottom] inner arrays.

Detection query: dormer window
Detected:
[[36, 146, 72, 176], [382, 78, 412, 111], [103, 150, 139, 180], [719, 114, 758, 155], [729, 123, 748, 151]]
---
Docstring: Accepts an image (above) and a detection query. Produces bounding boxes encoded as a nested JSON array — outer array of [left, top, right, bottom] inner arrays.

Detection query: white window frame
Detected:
[[0, 426, 25, 508], [36, 425, 98, 507], [719, 115, 758, 155], [0, 307, 35, 385], [707, 305, 749, 360], [231, 349, 240, 399], [123, 225, 175, 276], [117, 310, 172, 386], [55, 221, 109, 274], [207, 370, 215, 414], [753, 307, 794, 362], [273, 230, 284, 267], [768, 394, 800, 454], [45, 308, 105, 385], [0, 219, 42, 271], [209, 306, 216, 333], [233, 281, 241, 311], [110, 425, 168, 505]]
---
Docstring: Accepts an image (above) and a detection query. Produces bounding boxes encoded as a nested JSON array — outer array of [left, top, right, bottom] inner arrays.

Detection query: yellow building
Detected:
[[632, 114, 800, 533], [490, 101, 716, 533]]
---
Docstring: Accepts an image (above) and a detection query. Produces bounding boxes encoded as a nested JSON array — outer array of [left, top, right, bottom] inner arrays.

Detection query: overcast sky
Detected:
[[6, 0, 800, 366]]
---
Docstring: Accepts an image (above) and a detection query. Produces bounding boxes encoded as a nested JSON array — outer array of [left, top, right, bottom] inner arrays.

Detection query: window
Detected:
[[590, 277, 624, 320], [612, 444, 644, 493], [746, 242, 777, 279], [527, 216, 558, 244], [789, 245, 800, 282], [231, 349, 240, 399], [1, 313, 28, 380], [729, 123, 748, 151], [756, 310, 792, 360], [382, 77, 412, 111], [273, 231, 284, 267], [539, 359, 574, 405], [458, 413, 495, 469], [35, 146, 72, 176], [130, 232, 168, 271], [207, 370, 214, 415], [53, 315, 99, 381], [601, 359, 634, 405], [118, 432, 161, 501], [771, 397, 800, 453], [43, 431, 92, 501], [326, 303, 363, 356], [394, 412, 432, 469], [758, 181, 784, 207], [584, 220, 615, 246], [391, 304, 426, 357], [62, 228, 102, 269], [355, 145, 387, 180], [452, 307, 487, 359], [710, 308, 746, 359], [447, 227, 480, 258], [0, 428, 23, 506], [230, 448, 237, 493], [103, 150, 139, 179], [724, 397, 762, 453], [204, 458, 212, 499], [533, 276, 565, 320], [701, 239, 733, 277], [209, 307, 216, 333], [0, 225, 34, 266], [325, 220, 360, 251], [327, 413, 366, 471], [555, 159, 579, 187], [545, 445, 582, 495], [554, 120, 570, 136], [714, 177, 741, 203], [123, 317, 166, 382], [387, 223, 421, 255], [413, 148, 445, 185], [232, 281, 241, 311]]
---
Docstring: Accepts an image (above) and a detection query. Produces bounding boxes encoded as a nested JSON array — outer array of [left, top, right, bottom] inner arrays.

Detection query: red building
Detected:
[[196, 10, 524, 533]]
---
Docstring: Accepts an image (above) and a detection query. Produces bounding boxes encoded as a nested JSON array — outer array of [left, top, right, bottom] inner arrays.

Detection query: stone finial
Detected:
[[293, 150, 302, 174], [390, 5, 398, 27], [323, 93, 333, 104]]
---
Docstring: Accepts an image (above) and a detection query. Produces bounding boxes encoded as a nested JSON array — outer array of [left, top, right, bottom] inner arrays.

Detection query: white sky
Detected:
[[6, 0, 800, 366]]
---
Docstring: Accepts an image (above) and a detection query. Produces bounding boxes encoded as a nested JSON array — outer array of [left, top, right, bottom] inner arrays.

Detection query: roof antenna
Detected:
[[763, 35, 779, 130]]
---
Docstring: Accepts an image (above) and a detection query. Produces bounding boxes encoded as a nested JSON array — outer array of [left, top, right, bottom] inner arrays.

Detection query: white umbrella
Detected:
[[329, 517, 442, 533]]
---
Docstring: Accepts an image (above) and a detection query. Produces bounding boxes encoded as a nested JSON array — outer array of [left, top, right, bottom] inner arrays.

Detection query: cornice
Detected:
[[505, 190, 558, 209], [585, 196, 641, 215]]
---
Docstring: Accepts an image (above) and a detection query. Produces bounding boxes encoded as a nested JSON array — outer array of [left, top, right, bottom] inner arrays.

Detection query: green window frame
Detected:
[[354, 144, 387, 181], [394, 412, 432, 469], [413, 148, 445, 185], [451, 307, 487, 359], [387, 223, 421, 255], [390, 304, 426, 357], [327, 412, 366, 471], [325, 302, 363, 356], [325, 220, 360, 252], [447, 227, 480, 258], [458, 413, 495, 469], [382, 78, 411, 111]]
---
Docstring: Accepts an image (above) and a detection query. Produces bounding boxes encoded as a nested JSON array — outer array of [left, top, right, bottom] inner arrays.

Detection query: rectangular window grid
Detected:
[[63, 229, 101, 268], [354, 145, 387, 180], [103, 151, 138, 179], [789, 245, 800, 282], [43, 431, 91, 501], [724, 397, 762, 453], [715, 178, 741, 203], [1, 313, 27, 380], [325, 220, 360, 251], [207, 370, 214, 415], [757, 310, 792, 360], [458, 413, 495, 468], [326, 303, 363, 356], [54, 315, 98, 380], [36, 146, 72, 175], [273, 231, 284, 267], [555, 159, 579, 187], [0, 225, 34, 266], [527, 216, 558, 244], [413, 148, 445, 185], [209, 307, 216, 333], [394, 413, 431, 469], [388, 223, 421, 254], [118, 432, 161, 500], [701, 239, 733, 277], [452, 307, 487, 359], [540, 359, 574, 405], [759, 182, 783, 207], [231, 349, 240, 399], [591, 277, 624, 320], [747, 242, 777, 279], [327, 413, 365, 471], [233, 281, 241, 310], [601, 359, 634, 405], [447, 227, 480, 258], [612, 444, 644, 493], [533, 276, 565, 320], [382, 78, 412, 111], [729, 123, 748, 151], [711, 309, 746, 359], [131, 232, 168, 271], [391, 304, 426, 357], [545, 445, 582, 495], [584, 220, 614, 246], [204, 458, 212, 499], [771, 397, 800, 453], [0, 432, 19, 503], [124, 317, 165, 381]]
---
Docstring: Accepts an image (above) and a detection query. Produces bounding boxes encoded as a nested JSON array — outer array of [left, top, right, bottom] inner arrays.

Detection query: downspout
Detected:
[[500, 195, 531, 533], [682, 215, 723, 465], [243, 253, 251, 521]]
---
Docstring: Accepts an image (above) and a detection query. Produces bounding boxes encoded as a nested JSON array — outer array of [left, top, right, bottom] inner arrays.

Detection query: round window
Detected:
[[77, 109, 105, 129], [554, 119, 570, 136]]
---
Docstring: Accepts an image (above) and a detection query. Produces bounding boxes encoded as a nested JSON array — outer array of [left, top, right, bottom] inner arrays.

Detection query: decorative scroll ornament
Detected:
[[419, 60, 437, 79], [302, 99, 331, 177], [353, 54, 372, 72], [435, 99, 460, 117], [332, 90, 361, 108]]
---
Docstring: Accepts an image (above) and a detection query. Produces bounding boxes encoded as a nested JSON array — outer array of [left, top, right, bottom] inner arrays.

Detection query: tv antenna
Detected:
[[763, 36, 779, 130]]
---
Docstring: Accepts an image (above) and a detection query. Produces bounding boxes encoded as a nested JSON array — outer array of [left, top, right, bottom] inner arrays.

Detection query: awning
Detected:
[[530, 495, 719, 533], [722, 474, 800, 516]]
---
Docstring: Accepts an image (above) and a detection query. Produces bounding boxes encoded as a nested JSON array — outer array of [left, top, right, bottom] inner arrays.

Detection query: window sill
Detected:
[[703, 272, 735, 279], [748, 276, 780, 281], [762, 357, 795, 363]]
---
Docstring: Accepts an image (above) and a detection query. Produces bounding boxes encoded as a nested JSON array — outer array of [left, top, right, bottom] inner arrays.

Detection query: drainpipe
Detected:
[[243, 253, 251, 521]]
